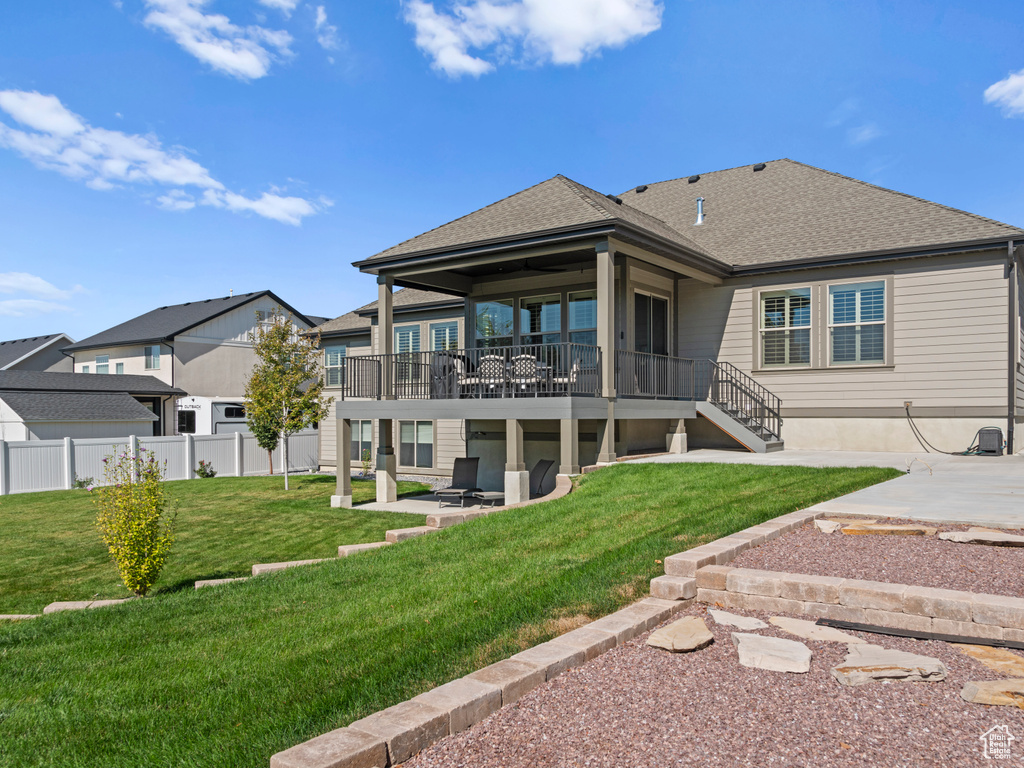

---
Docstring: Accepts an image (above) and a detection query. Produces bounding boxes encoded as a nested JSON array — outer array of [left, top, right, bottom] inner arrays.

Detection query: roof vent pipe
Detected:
[[695, 197, 705, 225]]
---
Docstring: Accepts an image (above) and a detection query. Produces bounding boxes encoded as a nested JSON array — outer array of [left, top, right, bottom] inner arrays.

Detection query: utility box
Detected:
[[978, 428, 1004, 456]]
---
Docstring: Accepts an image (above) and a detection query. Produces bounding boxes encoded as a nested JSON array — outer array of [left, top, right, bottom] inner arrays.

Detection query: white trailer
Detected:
[[175, 396, 250, 436]]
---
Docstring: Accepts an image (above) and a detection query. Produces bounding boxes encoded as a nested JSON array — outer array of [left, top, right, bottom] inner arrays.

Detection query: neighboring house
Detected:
[[0, 334, 75, 372], [0, 370, 185, 441], [328, 159, 1024, 506], [63, 291, 320, 435], [313, 288, 468, 478]]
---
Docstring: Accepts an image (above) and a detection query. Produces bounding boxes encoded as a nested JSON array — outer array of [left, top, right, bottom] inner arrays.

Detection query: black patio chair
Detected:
[[435, 457, 482, 508], [529, 459, 556, 498]]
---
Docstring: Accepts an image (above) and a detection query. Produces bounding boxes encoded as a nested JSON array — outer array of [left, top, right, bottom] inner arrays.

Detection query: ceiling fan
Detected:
[[493, 259, 567, 274]]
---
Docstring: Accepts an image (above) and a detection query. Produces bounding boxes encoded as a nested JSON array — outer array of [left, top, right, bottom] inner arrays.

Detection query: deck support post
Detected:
[[598, 403, 616, 463], [559, 419, 580, 475], [332, 417, 353, 508], [376, 418, 397, 503], [666, 418, 688, 454], [596, 241, 616, 399], [504, 418, 529, 504], [378, 274, 394, 400]]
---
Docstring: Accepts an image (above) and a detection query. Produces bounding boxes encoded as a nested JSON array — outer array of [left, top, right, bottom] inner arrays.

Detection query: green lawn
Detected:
[[0, 462, 900, 768], [0, 475, 430, 614]]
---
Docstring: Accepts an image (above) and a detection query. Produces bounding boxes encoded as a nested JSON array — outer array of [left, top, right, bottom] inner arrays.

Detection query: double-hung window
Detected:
[[568, 290, 598, 346], [325, 345, 347, 386], [95, 355, 109, 374], [115, 362, 124, 375], [399, 420, 433, 468], [144, 345, 160, 370], [829, 281, 885, 365], [395, 325, 421, 384], [760, 288, 811, 367], [430, 322, 459, 351]]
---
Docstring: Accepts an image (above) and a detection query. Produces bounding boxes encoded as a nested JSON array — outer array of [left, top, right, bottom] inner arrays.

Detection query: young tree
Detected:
[[245, 310, 333, 489]]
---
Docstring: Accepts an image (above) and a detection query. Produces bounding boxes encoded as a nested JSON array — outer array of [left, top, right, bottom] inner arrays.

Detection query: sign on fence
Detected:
[[0, 430, 319, 495]]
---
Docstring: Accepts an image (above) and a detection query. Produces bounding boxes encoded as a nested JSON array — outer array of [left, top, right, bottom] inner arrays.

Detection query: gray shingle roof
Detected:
[[0, 371, 185, 396], [363, 175, 717, 264], [0, 334, 71, 369], [0, 391, 159, 422], [63, 291, 314, 352], [619, 159, 1023, 267], [313, 288, 461, 337]]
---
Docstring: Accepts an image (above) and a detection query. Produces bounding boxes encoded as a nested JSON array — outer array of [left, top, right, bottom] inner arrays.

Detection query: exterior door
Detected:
[[135, 397, 162, 436], [634, 293, 668, 355]]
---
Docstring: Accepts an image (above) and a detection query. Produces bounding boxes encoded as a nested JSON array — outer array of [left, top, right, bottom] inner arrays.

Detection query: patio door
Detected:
[[634, 293, 668, 355]]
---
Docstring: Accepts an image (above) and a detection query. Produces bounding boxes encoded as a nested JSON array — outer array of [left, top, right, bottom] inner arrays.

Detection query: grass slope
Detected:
[[0, 463, 899, 768], [0, 475, 429, 614]]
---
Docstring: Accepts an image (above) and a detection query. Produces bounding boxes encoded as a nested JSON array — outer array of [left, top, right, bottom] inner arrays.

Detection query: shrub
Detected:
[[93, 448, 176, 598], [360, 448, 372, 477], [72, 475, 95, 490], [196, 460, 217, 479]]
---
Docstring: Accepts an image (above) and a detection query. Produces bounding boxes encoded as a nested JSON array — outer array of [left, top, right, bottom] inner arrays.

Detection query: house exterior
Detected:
[[62, 291, 321, 435], [0, 334, 75, 373], [314, 288, 468, 477], [0, 370, 185, 440], [327, 159, 1024, 507]]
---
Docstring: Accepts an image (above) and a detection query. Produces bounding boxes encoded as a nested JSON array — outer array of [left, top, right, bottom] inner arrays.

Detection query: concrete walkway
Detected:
[[356, 493, 491, 515], [626, 449, 1024, 527]]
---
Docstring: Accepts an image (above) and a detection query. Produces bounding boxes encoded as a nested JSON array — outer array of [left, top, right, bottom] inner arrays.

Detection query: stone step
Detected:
[[0, 614, 39, 621], [386, 526, 438, 543], [43, 599, 131, 614], [195, 577, 250, 589], [338, 541, 392, 557], [252, 559, 332, 576]]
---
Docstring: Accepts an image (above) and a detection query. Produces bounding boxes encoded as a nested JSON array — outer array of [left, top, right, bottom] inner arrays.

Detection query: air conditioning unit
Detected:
[[978, 428, 1004, 456]]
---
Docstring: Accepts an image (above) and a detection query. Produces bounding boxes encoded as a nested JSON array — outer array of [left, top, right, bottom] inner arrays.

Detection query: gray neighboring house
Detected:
[[314, 288, 468, 477], [63, 291, 321, 435], [328, 159, 1024, 506], [0, 334, 75, 373], [0, 371, 185, 441]]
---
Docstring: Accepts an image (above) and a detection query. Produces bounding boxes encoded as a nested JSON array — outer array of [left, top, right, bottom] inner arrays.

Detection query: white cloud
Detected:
[[0, 272, 82, 301], [848, 123, 881, 145], [258, 0, 300, 14], [143, 0, 293, 80], [985, 69, 1024, 117], [0, 299, 75, 318], [314, 5, 339, 50], [0, 90, 326, 226], [0, 273, 83, 317], [403, 0, 663, 78]]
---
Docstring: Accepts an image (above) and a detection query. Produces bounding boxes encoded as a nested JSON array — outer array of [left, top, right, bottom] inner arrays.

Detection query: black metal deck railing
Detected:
[[335, 343, 602, 400]]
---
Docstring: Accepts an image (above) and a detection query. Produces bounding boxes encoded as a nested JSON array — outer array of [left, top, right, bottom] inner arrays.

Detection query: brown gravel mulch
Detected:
[[404, 605, 1024, 768], [729, 520, 1024, 598]]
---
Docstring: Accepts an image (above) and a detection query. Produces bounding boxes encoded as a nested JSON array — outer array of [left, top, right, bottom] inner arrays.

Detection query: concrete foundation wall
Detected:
[[782, 416, 1008, 453]]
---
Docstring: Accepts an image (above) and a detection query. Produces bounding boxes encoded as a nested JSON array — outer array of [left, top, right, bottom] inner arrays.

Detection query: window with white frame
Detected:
[[829, 281, 885, 365], [325, 345, 346, 386], [350, 420, 373, 467], [82, 365, 89, 374], [568, 290, 597, 346], [430, 321, 459, 351], [760, 288, 811, 367], [115, 362, 124, 375], [395, 326, 421, 383], [95, 354, 109, 374], [144, 345, 161, 370], [399, 420, 433, 468]]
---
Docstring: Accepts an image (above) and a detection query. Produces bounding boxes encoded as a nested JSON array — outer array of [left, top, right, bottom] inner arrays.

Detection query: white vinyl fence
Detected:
[[0, 430, 319, 495]]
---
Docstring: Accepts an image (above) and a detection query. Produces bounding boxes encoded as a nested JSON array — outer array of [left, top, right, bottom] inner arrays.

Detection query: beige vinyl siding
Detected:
[[677, 252, 1009, 414]]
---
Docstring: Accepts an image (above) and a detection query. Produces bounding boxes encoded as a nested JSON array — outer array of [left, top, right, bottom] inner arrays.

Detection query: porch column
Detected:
[[331, 417, 353, 508], [596, 241, 616, 399], [376, 418, 397, 503], [666, 418, 688, 454], [378, 274, 394, 400], [559, 419, 580, 475], [598, 403, 616, 463], [504, 419, 529, 504]]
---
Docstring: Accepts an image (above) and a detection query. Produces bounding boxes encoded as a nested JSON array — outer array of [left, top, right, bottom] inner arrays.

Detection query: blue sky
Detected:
[[1, 0, 1023, 341]]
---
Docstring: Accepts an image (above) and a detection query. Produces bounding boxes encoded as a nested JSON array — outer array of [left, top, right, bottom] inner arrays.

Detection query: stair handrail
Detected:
[[707, 361, 782, 441]]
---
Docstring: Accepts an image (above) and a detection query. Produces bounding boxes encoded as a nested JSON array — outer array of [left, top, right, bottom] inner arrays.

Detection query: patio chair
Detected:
[[510, 354, 542, 392], [459, 355, 507, 397], [551, 357, 581, 392], [435, 457, 482, 508]]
